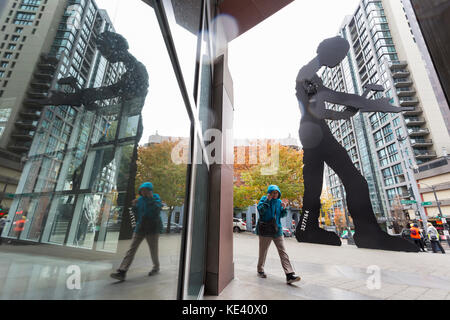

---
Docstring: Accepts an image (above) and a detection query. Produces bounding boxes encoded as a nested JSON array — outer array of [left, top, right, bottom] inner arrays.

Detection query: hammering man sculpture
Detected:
[[295, 36, 418, 252], [37, 31, 149, 192], [35, 31, 149, 240]]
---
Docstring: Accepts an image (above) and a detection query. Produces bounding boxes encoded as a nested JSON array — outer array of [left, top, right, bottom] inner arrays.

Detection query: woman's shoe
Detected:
[[257, 272, 267, 278], [148, 269, 159, 276], [286, 273, 301, 284], [110, 270, 126, 281]]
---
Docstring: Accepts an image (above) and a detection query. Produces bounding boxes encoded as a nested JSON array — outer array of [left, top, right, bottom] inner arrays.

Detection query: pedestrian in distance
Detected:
[[110, 182, 163, 281], [256, 185, 301, 285], [0, 214, 10, 245], [427, 223, 445, 254], [410, 223, 426, 252]]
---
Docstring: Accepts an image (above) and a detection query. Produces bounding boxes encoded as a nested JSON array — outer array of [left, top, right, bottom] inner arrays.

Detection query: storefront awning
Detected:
[[143, 0, 294, 40], [219, 0, 295, 40]]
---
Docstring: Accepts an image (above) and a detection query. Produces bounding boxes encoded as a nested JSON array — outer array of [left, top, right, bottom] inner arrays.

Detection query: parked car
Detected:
[[233, 218, 247, 232], [340, 230, 355, 239], [283, 228, 292, 237], [162, 222, 183, 233], [251, 226, 292, 237]]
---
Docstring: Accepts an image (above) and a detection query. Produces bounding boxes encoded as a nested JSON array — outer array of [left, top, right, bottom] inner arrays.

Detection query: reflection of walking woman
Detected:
[[111, 182, 163, 281], [256, 185, 301, 284]]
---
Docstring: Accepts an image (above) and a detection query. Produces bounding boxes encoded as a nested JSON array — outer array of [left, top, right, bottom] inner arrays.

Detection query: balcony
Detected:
[[15, 120, 38, 130], [410, 139, 433, 147], [40, 54, 59, 65], [20, 111, 42, 119], [12, 130, 35, 141], [396, 87, 416, 97], [391, 69, 410, 78], [403, 106, 423, 116], [408, 128, 430, 137], [399, 97, 419, 106], [27, 91, 48, 99], [23, 99, 44, 109], [389, 61, 408, 69], [34, 72, 54, 82], [394, 78, 413, 87], [30, 81, 51, 90], [414, 150, 437, 160], [38, 63, 57, 72], [8, 143, 31, 154], [404, 117, 426, 126]]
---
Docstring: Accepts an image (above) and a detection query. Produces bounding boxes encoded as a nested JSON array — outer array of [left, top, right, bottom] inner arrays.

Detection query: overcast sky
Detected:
[[95, 0, 361, 144]]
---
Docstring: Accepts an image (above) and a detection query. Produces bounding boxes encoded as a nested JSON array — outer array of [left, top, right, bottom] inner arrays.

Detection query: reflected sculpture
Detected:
[[39, 31, 149, 110], [295, 36, 418, 252]]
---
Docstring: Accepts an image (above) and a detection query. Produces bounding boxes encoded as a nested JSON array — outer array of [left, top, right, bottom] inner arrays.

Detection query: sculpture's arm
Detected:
[[296, 58, 321, 83], [307, 92, 357, 121], [318, 87, 404, 113], [35, 80, 124, 107]]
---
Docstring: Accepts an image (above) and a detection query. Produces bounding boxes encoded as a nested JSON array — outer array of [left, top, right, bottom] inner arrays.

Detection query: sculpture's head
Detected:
[[96, 31, 129, 63], [316, 36, 350, 68]]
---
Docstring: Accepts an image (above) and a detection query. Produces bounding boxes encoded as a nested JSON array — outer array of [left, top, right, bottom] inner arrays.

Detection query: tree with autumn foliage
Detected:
[[233, 144, 304, 211], [135, 140, 187, 233], [320, 188, 335, 227]]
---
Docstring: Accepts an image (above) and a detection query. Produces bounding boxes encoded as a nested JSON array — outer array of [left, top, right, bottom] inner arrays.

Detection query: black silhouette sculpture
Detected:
[[36, 31, 148, 188], [295, 36, 418, 252]]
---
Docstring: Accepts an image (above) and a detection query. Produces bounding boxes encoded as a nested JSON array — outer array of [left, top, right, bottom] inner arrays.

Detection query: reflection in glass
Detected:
[[0, 0, 194, 300], [43, 195, 76, 245]]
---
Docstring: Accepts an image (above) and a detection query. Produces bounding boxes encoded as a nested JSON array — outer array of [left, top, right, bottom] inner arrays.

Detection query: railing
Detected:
[[410, 139, 433, 145], [414, 150, 437, 157], [405, 117, 425, 124], [408, 128, 429, 135]]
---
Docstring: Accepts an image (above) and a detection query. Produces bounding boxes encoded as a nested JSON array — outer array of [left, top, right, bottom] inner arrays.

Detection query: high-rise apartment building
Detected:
[[322, 0, 450, 228]]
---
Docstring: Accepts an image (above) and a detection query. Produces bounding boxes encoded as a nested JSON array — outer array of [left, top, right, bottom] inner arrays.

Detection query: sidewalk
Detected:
[[206, 233, 450, 300]]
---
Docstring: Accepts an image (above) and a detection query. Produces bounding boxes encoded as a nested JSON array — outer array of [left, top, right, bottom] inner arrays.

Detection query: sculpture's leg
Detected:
[[323, 137, 419, 252], [295, 147, 341, 246]]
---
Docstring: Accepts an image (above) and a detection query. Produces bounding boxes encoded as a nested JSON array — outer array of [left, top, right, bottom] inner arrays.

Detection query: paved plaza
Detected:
[[0, 232, 449, 300], [207, 232, 450, 300]]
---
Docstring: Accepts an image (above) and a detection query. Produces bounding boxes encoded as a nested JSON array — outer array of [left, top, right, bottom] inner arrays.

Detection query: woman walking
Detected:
[[256, 185, 301, 284], [110, 182, 163, 281]]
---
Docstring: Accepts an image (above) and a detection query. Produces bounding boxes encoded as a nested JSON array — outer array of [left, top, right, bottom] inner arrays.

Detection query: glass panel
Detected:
[[161, 0, 202, 98], [43, 195, 76, 245], [185, 4, 211, 299], [22, 196, 52, 242], [1, 0, 194, 301]]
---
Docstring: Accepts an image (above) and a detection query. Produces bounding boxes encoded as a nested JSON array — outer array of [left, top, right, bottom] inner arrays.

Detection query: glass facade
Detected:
[[0, 0, 217, 300]]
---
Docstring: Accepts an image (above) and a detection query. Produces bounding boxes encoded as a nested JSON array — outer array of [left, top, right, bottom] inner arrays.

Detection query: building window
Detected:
[[14, 12, 36, 25]]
